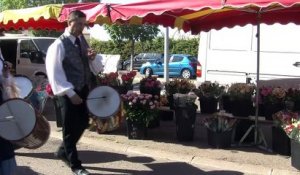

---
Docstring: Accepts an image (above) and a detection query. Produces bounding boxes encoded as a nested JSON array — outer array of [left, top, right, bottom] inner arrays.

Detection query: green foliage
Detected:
[[0, 0, 78, 11], [104, 24, 159, 44], [104, 24, 159, 67], [89, 37, 199, 61], [30, 30, 63, 37]]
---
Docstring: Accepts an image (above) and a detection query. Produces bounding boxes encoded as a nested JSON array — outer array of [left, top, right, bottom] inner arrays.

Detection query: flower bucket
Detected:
[[231, 98, 254, 117], [126, 119, 147, 140], [207, 129, 232, 149], [200, 96, 218, 114], [293, 100, 300, 112], [175, 104, 197, 141], [147, 116, 160, 129], [221, 95, 232, 113], [158, 109, 174, 121], [272, 126, 291, 156], [167, 95, 175, 109], [291, 139, 300, 170], [264, 103, 284, 121]]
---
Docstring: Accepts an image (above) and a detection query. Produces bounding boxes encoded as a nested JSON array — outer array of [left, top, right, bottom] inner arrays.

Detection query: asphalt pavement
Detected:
[[40, 97, 299, 175]]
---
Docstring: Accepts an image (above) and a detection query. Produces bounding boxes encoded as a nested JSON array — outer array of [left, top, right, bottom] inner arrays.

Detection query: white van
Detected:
[[197, 23, 300, 85], [0, 34, 55, 79]]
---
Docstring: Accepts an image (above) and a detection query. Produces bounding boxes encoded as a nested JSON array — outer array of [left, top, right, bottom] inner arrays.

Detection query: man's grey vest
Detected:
[[60, 35, 91, 91]]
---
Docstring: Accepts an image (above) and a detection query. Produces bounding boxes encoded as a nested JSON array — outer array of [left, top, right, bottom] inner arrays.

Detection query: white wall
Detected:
[[198, 23, 300, 85]]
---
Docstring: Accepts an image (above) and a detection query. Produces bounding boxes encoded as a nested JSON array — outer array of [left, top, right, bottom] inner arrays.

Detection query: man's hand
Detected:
[[87, 48, 96, 61], [69, 94, 83, 105]]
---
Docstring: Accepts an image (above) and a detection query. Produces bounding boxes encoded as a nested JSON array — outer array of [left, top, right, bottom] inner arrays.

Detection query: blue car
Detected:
[[140, 54, 202, 79]]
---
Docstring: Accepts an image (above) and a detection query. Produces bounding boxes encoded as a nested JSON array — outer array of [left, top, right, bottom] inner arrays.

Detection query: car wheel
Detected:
[[181, 69, 191, 79], [144, 67, 153, 77], [125, 64, 131, 71]]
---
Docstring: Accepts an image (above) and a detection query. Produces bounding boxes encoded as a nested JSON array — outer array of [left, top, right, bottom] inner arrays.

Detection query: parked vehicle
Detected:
[[0, 34, 56, 80], [121, 52, 164, 70], [140, 54, 202, 79], [198, 23, 300, 85]]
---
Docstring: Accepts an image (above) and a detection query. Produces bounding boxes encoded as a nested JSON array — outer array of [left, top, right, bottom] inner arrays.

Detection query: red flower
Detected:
[[46, 84, 54, 96]]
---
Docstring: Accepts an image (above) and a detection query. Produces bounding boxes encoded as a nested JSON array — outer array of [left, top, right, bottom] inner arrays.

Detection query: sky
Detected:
[[89, 0, 195, 41]]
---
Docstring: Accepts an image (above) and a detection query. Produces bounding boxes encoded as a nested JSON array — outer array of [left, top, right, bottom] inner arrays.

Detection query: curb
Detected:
[[49, 127, 299, 175]]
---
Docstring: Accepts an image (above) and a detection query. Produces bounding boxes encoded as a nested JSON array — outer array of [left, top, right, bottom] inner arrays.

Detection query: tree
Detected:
[[104, 24, 159, 70]]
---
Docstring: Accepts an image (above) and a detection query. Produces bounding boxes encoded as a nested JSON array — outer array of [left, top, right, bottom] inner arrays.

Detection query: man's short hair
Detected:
[[68, 10, 86, 22]]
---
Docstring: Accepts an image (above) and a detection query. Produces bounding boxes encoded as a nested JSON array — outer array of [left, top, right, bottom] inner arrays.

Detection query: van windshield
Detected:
[[33, 39, 55, 54]]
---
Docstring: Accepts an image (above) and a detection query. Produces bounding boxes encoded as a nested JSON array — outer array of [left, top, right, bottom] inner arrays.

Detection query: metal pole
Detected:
[[255, 17, 261, 145], [164, 27, 169, 83]]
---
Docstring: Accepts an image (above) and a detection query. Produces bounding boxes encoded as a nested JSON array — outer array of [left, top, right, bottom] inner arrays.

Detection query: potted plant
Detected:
[[173, 92, 198, 141], [194, 81, 225, 114], [139, 76, 162, 128], [227, 83, 255, 117], [121, 92, 160, 139], [164, 78, 196, 109], [276, 112, 300, 170], [203, 113, 237, 148], [259, 86, 286, 120], [286, 88, 300, 112], [227, 83, 255, 142]]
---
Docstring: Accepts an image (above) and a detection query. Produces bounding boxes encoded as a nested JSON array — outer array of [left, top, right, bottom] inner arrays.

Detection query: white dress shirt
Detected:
[[46, 30, 102, 98], [0, 48, 4, 76]]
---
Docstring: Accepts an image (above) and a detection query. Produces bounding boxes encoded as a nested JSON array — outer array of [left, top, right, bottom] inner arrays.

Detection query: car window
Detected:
[[170, 56, 183, 62], [33, 39, 55, 55], [187, 56, 198, 62], [20, 40, 37, 58], [20, 39, 44, 64]]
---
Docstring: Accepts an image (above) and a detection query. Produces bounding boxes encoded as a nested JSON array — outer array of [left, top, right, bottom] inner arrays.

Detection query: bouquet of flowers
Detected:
[[139, 76, 162, 96], [121, 92, 160, 126], [195, 81, 225, 98], [273, 111, 300, 143], [260, 86, 286, 104], [164, 78, 195, 95], [121, 71, 137, 88], [227, 83, 255, 100], [164, 79, 181, 96], [203, 113, 237, 132], [96, 72, 120, 87]]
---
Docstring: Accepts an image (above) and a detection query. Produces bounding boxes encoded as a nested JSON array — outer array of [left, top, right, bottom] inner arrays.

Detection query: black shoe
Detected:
[[54, 152, 70, 167], [72, 168, 90, 175]]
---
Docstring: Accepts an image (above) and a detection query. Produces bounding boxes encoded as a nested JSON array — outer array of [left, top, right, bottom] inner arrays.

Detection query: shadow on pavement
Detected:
[[16, 150, 155, 165], [84, 166, 150, 175], [16, 166, 40, 175], [85, 162, 244, 175], [146, 162, 244, 175]]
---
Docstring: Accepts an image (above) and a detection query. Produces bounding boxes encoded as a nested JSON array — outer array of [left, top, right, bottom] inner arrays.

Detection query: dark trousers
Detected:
[[56, 86, 89, 170]]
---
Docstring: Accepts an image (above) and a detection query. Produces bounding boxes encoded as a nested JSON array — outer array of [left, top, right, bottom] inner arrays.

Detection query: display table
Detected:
[[198, 112, 274, 149]]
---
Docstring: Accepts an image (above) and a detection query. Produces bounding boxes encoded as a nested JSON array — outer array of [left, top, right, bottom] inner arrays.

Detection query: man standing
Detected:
[[46, 10, 98, 175]]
